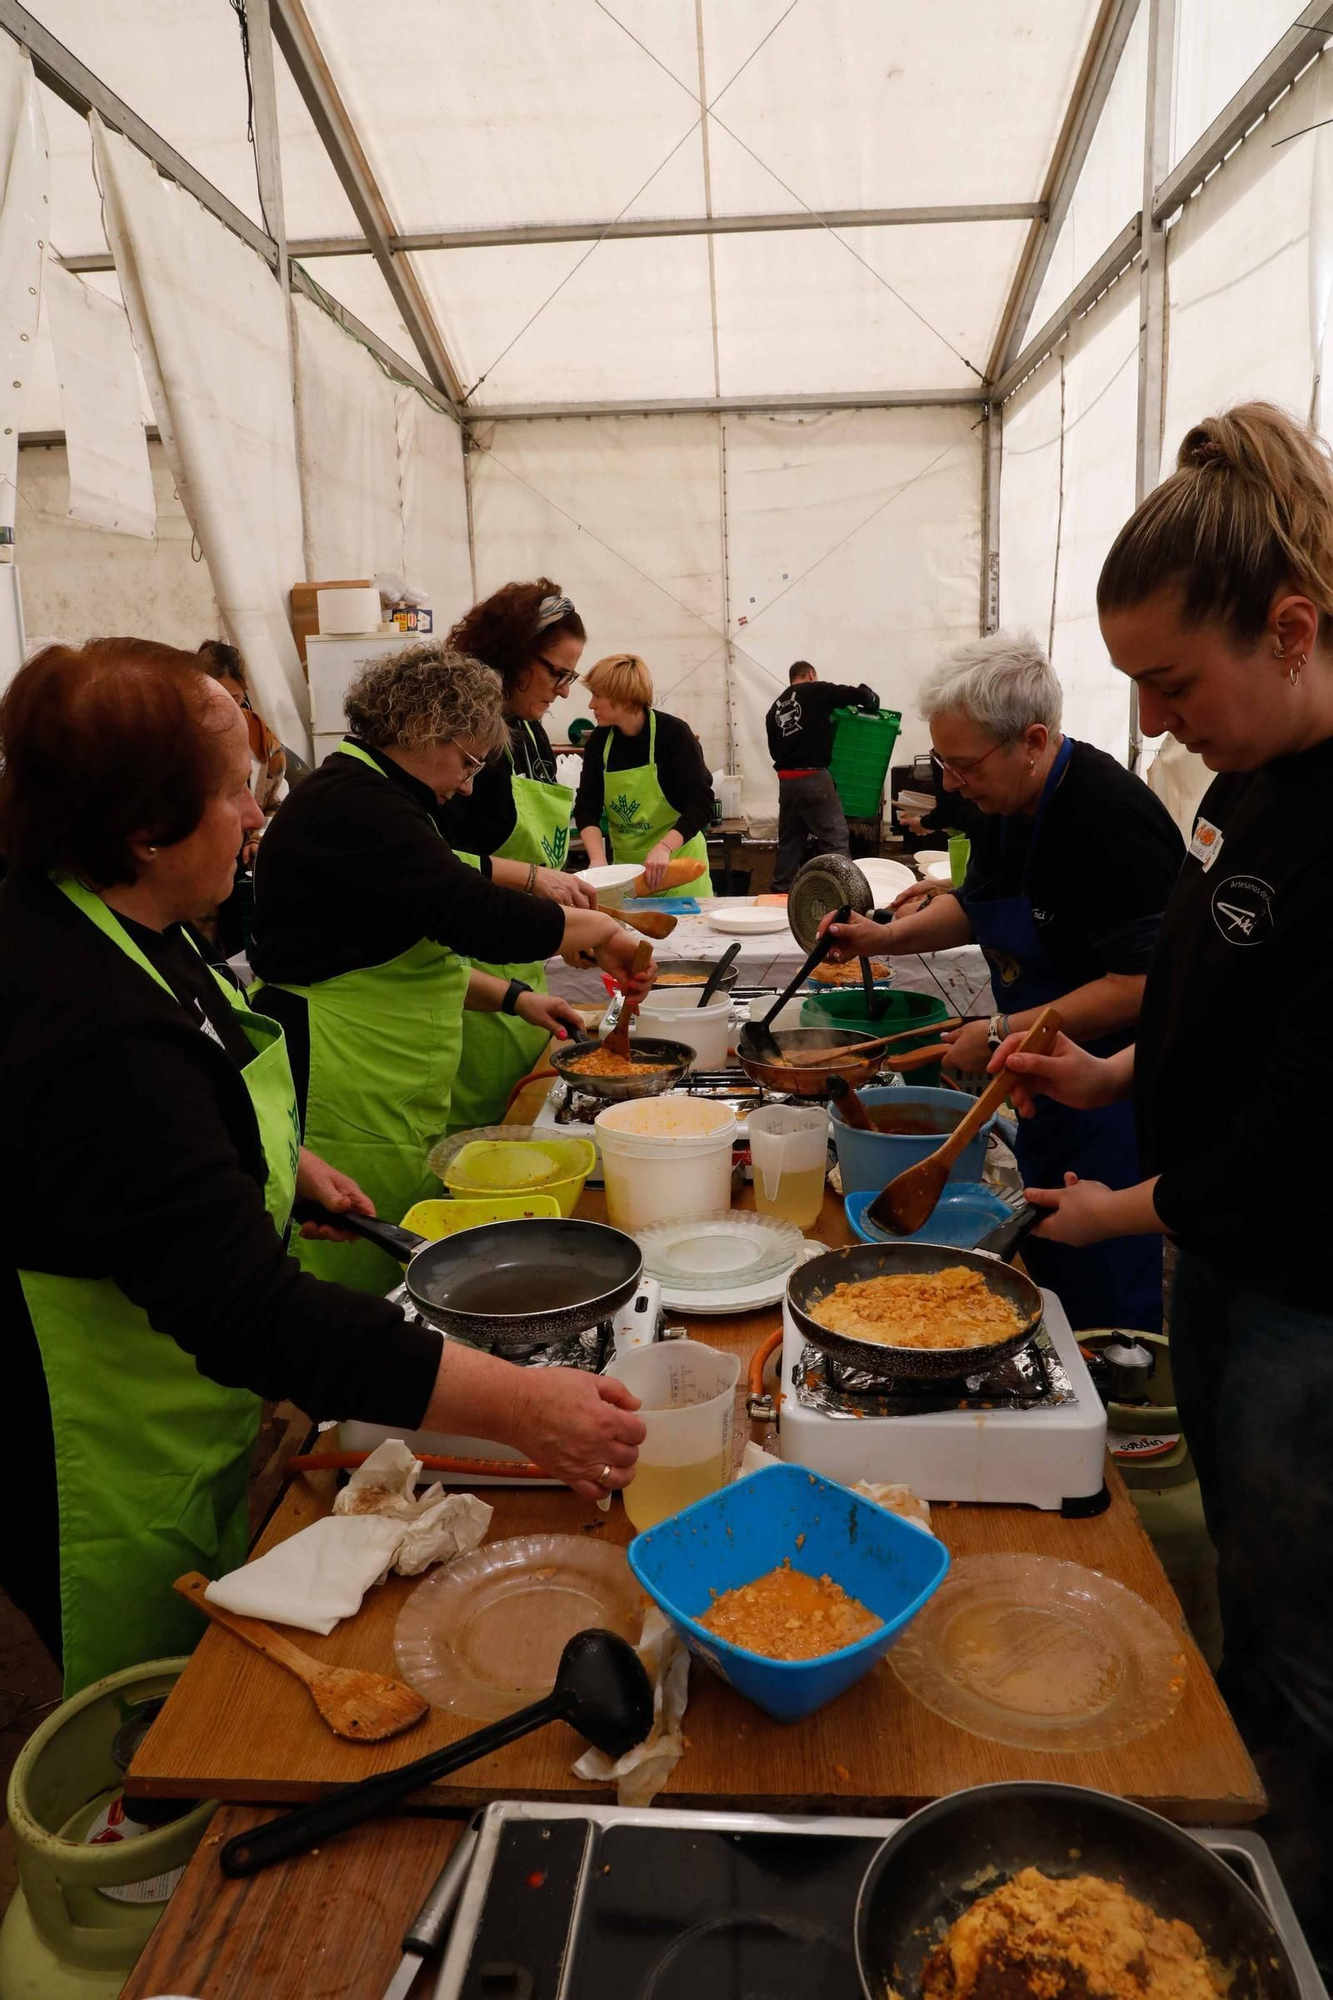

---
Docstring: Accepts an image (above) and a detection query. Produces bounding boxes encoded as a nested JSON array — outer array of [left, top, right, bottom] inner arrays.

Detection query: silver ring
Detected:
[[598, 1464, 612, 1485]]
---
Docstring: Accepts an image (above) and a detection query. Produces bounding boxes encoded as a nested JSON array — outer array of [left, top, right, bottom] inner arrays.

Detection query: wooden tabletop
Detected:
[[129, 1189, 1260, 1827]]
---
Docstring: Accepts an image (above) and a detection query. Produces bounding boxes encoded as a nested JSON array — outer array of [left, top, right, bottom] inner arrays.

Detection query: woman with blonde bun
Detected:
[[575, 653, 715, 895]]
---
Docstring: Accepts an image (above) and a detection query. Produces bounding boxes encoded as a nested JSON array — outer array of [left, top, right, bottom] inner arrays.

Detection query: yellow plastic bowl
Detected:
[[441, 1135, 595, 1216], [400, 1194, 561, 1239]]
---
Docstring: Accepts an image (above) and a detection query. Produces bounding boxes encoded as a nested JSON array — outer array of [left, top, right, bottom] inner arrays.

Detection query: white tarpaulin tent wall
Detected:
[[5, 0, 1333, 809]]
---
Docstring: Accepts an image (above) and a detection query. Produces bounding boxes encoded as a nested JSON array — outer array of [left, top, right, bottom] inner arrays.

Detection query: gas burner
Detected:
[[792, 1325, 1078, 1420], [551, 1068, 790, 1129], [387, 1282, 617, 1369]]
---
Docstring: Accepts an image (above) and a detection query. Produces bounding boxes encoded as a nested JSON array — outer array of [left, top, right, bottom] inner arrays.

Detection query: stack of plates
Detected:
[[635, 1215, 820, 1312]]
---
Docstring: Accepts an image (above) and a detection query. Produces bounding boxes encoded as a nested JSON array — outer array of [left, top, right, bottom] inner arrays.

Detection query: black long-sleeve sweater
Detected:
[[573, 709, 715, 846]]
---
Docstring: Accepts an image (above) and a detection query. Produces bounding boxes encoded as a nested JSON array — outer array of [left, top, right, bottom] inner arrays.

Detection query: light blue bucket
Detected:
[[830, 1084, 995, 1196]]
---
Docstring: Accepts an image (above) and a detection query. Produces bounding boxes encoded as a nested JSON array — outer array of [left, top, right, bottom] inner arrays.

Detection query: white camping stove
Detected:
[[778, 1287, 1109, 1514], [339, 1277, 665, 1486]]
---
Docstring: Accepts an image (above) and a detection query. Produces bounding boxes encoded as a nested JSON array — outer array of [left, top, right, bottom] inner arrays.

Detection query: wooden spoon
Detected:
[[781, 1017, 966, 1068], [174, 1572, 428, 1742], [865, 1006, 1063, 1236], [602, 937, 655, 1060], [596, 897, 677, 940]]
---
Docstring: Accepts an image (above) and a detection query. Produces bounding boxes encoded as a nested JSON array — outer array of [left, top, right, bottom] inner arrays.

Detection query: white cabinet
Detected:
[[306, 630, 416, 736]]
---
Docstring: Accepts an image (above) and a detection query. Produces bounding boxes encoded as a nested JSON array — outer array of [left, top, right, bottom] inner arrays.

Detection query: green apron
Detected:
[[261, 739, 470, 1296], [18, 877, 301, 1696], [447, 720, 575, 1135], [602, 710, 714, 898]]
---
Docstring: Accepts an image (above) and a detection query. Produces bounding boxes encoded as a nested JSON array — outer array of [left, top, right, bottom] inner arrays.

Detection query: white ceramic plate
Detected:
[[856, 858, 917, 903], [913, 848, 949, 873], [575, 862, 641, 907], [705, 905, 792, 936], [659, 1241, 823, 1314]]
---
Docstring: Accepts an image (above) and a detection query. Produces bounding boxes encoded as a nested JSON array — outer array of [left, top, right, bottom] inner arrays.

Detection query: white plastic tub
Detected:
[[635, 991, 730, 1069], [595, 1097, 737, 1233]]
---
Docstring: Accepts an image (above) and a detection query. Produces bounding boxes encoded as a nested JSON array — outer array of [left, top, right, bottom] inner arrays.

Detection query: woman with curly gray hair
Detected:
[[250, 642, 653, 1295]]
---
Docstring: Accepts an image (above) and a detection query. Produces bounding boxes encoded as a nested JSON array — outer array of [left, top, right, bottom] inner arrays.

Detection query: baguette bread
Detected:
[[630, 857, 707, 896]]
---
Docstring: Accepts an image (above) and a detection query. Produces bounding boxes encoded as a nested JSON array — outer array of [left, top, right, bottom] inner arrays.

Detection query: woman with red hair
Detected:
[[0, 639, 644, 1696]]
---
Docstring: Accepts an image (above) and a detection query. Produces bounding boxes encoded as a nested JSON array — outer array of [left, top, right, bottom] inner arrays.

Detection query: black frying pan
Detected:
[[784, 1207, 1044, 1380], [296, 1210, 643, 1350], [855, 1783, 1301, 2000]]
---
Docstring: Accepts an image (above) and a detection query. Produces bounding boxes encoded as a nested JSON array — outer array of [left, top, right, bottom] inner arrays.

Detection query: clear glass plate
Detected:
[[395, 1534, 645, 1723], [635, 1214, 805, 1291], [890, 1553, 1188, 1752]]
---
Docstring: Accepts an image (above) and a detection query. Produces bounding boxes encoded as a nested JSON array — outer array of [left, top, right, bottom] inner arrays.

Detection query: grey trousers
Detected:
[[774, 770, 849, 890]]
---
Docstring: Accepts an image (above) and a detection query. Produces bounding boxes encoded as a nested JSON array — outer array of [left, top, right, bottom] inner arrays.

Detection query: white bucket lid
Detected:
[[595, 1097, 736, 1144]]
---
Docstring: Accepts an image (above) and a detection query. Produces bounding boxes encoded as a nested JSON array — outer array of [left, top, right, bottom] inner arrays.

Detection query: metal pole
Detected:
[[980, 405, 1002, 633], [1130, 0, 1176, 771]]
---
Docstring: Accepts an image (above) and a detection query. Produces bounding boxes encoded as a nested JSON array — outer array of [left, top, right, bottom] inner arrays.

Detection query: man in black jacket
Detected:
[[764, 661, 879, 889]]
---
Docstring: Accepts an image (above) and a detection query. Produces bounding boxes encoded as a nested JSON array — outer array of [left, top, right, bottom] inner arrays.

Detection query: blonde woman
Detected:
[[575, 654, 716, 895], [250, 641, 653, 1293], [995, 403, 1333, 1957]]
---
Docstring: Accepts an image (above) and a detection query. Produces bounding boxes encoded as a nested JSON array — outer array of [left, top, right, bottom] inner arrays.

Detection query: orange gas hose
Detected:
[[748, 1324, 783, 1419], [284, 1449, 547, 1479]]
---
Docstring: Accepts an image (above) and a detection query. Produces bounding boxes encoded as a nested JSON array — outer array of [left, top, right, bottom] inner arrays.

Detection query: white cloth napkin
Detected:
[[205, 1439, 493, 1633], [573, 1606, 690, 1806], [737, 1441, 934, 1534]]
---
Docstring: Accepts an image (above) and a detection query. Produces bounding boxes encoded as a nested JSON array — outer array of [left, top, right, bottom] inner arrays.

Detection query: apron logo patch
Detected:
[[992, 951, 1024, 988], [541, 828, 569, 868], [609, 791, 647, 833], [1211, 873, 1274, 946]]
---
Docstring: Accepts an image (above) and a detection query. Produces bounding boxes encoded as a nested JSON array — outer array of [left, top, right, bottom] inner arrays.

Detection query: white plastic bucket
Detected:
[[747, 1104, 830, 1229], [635, 992, 730, 1069], [594, 1098, 736, 1233], [608, 1339, 740, 1531]]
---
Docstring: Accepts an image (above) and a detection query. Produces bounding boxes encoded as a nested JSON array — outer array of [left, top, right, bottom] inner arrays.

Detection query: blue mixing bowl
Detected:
[[830, 1084, 995, 1196], [627, 1462, 949, 1721], [844, 1182, 1013, 1248]]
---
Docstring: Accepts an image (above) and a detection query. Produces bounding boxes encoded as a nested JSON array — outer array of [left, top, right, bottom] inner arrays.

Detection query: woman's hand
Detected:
[[515, 990, 586, 1041], [534, 866, 598, 909], [1024, 1174, 1118, 1245], [816, 909, 890, 962], [509, 1368, 646, 1498], [592, 921, 658, 999], [987, 1030, 1117, 1117], [295, 1147, 376, 1241], [940, 1017, 991, 1074], [640, 842, 674, 892]]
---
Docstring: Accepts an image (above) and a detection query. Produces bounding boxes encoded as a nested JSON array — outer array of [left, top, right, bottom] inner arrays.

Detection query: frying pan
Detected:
[[736, 1024, 887, 1100], [855, 1783, 1301, 2000], [652, 954, 741, 991], [295, 1210, 643, 1349], [784, 1207, 1044, 1380], [549, 1034, 696, 1103]]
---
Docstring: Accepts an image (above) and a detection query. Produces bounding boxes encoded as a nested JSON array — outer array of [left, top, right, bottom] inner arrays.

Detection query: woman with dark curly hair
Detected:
[[438, 578, 597, 1130], [250, 639, 653, 1292], [0, 638, 646, 1693]]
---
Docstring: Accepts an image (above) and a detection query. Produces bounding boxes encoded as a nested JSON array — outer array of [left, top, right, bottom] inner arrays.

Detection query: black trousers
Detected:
[[774, 771, 849, 891]]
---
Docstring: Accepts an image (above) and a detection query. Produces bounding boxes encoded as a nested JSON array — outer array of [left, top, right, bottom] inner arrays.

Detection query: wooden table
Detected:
[[121, 1190, 1261, 1996], [706, 813, 751, 888]]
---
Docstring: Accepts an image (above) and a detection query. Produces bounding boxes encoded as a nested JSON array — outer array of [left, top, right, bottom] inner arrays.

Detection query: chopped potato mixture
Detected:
[[812, 1266, 1023, 1350], [698, 1558, 880, 1661]]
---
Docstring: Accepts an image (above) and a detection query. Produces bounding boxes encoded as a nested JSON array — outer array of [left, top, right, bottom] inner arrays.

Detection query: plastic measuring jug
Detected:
[[610, 1339, 741, 1533], [747, 1103, 830, 1229]]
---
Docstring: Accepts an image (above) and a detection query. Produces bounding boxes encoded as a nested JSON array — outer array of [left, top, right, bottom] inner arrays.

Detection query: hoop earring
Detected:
[[1274, 646, 1285, 659], [1290, 655, 1306, 687]]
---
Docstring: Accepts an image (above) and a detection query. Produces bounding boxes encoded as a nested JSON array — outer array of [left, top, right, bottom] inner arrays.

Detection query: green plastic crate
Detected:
[[828, 707, 902, 818]]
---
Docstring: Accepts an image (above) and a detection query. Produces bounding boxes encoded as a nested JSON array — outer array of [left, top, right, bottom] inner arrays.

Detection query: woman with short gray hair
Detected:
[[822, 628, 1182, 1333]]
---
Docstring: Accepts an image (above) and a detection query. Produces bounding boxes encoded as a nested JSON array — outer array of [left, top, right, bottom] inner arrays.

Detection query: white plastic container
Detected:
[[607, 1339, 741, 1531], [594, 1097, 736, 1234], [634, 992, 730, 1069], [748, 1103, 830, 1230]]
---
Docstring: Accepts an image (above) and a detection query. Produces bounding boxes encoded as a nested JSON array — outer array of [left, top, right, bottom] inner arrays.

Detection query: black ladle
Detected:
[[748, 905, 851, 1062], [698, 940, 741, 1006], [219, 1629, 653, 1878]]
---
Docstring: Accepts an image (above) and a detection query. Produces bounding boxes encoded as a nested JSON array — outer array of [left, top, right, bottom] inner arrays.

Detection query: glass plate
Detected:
[[890, 1553, 1188, 1752], [635, 1215, 805, 1290], [394, 1535, 645, 1723]]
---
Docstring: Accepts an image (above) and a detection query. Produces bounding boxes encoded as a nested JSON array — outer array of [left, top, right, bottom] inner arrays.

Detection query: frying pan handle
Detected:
[[977, 1200, 1044, 1263], [290, 1203, 427, 1262]]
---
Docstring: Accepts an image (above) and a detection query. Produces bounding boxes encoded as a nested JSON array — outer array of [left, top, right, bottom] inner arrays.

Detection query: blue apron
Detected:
[[960, 736, 1162, 1334]]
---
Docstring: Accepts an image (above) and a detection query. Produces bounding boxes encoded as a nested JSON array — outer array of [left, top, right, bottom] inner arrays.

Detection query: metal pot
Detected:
[[855, 1782, 1301, 2000], [298, 1211, 643, 1349], [735, 1025, 885, 1100], [549, 1035, 696, 1103], [784, 1219, 1044, 1381]]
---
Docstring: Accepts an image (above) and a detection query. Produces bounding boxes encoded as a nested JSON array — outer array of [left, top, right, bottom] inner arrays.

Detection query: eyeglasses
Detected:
[[535, 654, 578, 694], [932, 742, 1007, 783], [456, 745, 486, 776]]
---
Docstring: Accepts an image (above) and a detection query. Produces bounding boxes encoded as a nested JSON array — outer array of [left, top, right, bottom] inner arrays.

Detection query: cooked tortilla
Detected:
[[811, 1266, 1022, 1349]]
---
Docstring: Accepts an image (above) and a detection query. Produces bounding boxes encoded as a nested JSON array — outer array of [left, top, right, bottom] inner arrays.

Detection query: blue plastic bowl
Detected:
[[627, 1462, 950, 1721], [830, 1084, 995, 1196], [844, 1181, 1013, 1248]]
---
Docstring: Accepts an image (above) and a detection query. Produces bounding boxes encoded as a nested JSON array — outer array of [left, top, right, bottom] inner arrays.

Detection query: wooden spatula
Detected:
[[602, 937, 655, 1060], [780, 1017, 966, 1068], [865, 1006, 1063, 1236], [596, 896, 677, 940], [174, 1572, 428, 1742]]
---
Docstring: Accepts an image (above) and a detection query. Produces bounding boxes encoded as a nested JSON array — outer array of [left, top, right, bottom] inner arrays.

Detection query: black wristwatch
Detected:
[[500, 978, 533, 1016]]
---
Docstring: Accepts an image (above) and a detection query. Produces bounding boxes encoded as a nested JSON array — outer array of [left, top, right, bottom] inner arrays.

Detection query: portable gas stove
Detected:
[[778, 1286, 1109, 1513], [534, 1067, 790, 1183], [339, 1276, 665, 1485]]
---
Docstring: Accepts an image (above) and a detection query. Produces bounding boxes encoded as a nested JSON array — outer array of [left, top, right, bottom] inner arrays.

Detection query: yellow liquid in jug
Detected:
[[623, 1449, 731, 1533], [753, 1161, 826, 1229]]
